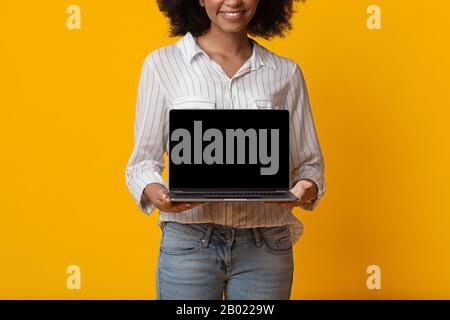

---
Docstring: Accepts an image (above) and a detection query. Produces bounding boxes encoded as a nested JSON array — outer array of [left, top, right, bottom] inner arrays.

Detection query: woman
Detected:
[[125, 0, 325, 299]]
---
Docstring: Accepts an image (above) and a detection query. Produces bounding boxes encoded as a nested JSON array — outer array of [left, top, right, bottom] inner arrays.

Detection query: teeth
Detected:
[[222, 12, 242, 17]]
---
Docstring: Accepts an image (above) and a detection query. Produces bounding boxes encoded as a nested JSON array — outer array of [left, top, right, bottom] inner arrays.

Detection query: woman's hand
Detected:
[[144, 183, 207, 212], [264, 179, 318, 209]]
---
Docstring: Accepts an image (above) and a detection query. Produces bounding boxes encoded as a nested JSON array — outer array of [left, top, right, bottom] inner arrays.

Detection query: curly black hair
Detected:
[[156, 0, 305, 39]]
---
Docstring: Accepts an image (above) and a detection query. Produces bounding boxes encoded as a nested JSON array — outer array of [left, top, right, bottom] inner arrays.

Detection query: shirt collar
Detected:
[[176, 31, 277, 70]]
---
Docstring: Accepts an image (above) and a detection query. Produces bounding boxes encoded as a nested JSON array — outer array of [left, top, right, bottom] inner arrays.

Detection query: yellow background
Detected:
[[1, 0, 449, 299]]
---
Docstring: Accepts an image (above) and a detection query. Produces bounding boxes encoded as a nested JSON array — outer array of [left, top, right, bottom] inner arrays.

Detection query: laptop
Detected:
[[168, 108, 298, 202]]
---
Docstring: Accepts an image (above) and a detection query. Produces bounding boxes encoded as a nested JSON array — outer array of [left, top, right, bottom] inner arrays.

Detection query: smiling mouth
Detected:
[[219, 10, 246, 18]]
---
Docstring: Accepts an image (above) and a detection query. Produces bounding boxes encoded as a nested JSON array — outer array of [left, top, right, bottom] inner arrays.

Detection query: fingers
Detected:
[[152, 187, 209, 213], [154, 187, 175, 211], [171, 202, 192, 211], [175, 202, 207, 210], [192, 202, 208, 207], [263, 196, 314, 208], [156, 186, 169, 202], [297, 190, 315, 205], [170, 201, 207, 212], [158, 198, 207, 213]]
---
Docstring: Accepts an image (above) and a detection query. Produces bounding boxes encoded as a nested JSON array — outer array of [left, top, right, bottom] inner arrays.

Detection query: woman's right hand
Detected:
[[143, 183, 207, 212]]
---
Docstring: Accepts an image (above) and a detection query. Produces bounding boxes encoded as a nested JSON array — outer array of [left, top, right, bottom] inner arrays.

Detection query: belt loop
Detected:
[[252, 228, 262, 247], [230, 229, 235, 244], [202, 226, 213, 248]]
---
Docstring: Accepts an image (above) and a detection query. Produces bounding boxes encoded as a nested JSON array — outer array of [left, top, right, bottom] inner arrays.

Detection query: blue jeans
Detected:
[[156, 221, 294, 300]]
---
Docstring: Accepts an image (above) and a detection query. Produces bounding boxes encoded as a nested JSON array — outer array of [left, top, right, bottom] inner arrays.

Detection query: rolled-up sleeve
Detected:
[[125, 56, 168, 215], [287, 63, 326, 211]]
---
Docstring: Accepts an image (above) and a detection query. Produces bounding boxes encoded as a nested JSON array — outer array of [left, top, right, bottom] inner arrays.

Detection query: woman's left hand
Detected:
[[264, 179, 318, 209]]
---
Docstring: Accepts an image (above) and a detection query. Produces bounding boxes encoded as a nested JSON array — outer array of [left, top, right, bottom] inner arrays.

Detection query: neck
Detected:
[[195, 26, 252, 58]]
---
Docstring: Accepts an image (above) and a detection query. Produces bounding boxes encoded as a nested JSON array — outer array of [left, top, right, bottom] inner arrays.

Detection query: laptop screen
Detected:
[[169, 109, 290, 191]]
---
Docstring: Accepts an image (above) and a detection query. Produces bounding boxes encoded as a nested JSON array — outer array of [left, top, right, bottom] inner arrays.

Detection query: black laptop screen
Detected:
[[169, 109, 290, 191]]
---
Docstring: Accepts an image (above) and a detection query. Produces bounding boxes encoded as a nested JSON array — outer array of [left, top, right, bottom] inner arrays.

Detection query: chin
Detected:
[[217, 25, 247, 34]]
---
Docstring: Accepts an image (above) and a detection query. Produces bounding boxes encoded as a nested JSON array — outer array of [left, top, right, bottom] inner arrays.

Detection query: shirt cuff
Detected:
[[126, 168, 168, 215]]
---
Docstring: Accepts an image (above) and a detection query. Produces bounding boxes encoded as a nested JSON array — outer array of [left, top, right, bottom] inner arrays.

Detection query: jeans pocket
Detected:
[[160, 222, 205, 256], [260, 225, 292, 255]]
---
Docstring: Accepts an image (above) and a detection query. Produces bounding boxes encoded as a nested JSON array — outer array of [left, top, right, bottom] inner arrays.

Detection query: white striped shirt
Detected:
[[125, 31, 325, 245]]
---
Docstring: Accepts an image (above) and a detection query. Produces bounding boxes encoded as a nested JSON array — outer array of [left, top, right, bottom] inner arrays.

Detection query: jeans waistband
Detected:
[[160, 221, 263, 248]]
